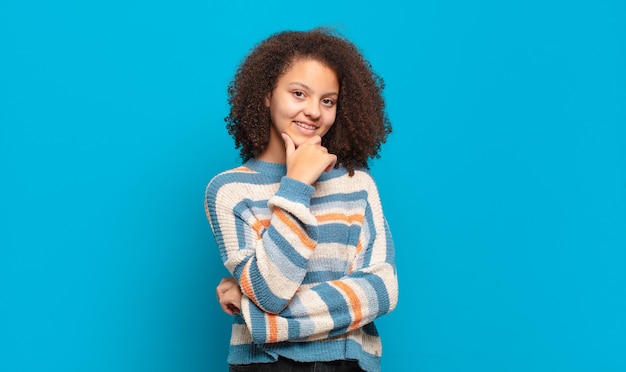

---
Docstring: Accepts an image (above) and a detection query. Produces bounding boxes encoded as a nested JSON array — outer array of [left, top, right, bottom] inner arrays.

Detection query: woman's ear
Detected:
[[264, 93, 271, 107]]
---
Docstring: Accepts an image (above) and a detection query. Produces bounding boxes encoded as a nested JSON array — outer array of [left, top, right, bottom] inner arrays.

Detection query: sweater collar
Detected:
[[244, 158, 287, 178]]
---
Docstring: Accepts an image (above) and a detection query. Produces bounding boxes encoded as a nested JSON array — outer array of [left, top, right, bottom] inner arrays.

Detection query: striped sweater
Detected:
[[204, 159, 398, 372]]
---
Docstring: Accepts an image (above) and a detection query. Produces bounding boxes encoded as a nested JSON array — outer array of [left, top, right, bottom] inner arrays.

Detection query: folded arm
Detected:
[[207, 176, 320, 314], [241, 192, 398, 344]]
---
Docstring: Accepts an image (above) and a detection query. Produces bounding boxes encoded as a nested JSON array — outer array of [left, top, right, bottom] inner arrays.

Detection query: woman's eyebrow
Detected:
[[288, 82, 312, 91], [288, 82, 338, 96]]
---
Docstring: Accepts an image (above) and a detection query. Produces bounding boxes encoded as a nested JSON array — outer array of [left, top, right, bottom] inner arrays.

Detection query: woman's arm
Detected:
[[206, 173, 321, 314], [239, 173, 398, 344], [241, 216, 398, 344]]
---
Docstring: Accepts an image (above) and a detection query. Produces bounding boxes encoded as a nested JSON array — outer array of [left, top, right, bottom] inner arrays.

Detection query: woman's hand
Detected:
[[216, 277, 242, 315], [282, 133, 337, 185]]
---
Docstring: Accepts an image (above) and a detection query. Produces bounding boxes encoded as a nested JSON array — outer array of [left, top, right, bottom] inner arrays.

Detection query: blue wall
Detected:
[[1, 1, 624, 371]]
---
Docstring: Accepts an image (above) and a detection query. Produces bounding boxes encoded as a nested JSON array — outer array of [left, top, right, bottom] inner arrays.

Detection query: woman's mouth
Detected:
[[294, 121, 317, 131]]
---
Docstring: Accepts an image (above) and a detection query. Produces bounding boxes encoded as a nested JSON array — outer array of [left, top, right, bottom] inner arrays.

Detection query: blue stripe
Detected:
[[234, 213, 252, 253], [316, 166, 363, 182], [223, 167, 281, 186], [351, 271, 390, 315], [312, 283, 351, 337], [318, 223, 361, 245], [311, 189, 368, 206], [279, 301, 302, 340], [247, 300, 269, 344], [267, 224, 309, 269], [233, 198, 271, 213], [302, 270, 345, 284], [384, 219, 395, 265], [361, 203, 377, 267], [275, 177, 314, 205], [227, 341, 276, 364]]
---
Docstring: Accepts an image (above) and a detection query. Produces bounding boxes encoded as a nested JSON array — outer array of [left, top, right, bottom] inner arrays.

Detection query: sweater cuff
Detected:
[[275, 177, 315, 207]]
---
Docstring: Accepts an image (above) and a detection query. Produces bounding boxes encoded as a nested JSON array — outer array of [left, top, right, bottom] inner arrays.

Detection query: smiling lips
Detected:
[[294, 120, 318, 133]]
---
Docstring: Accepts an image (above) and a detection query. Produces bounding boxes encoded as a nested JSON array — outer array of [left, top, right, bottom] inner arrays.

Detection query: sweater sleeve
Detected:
[[239, 176, 399, 344], [206, 174, 320, 314]]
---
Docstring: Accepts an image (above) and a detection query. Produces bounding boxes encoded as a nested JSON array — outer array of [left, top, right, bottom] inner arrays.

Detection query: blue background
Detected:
[[1, 0, 625, 371]]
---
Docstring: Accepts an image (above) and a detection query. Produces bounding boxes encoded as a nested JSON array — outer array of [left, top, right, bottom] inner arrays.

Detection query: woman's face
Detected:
[[260, 58, 339, 163]]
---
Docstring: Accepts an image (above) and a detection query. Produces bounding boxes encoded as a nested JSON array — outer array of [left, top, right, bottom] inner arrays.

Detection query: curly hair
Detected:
[[225, 27, 391, 175]]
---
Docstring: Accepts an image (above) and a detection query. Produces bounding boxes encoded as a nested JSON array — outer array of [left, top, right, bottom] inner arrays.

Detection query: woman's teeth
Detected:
[[295, 121, 316, 130]]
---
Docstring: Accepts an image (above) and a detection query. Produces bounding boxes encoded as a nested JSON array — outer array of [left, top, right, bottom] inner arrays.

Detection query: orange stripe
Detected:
[[239, 261, 257, 304], [268, 314, 278, 343], [333, 281, 362, 330], [275, 209, 316, 250], [251, 219, 270, 239], [316, 213, 364, 224], [355, 240, 363, 255]]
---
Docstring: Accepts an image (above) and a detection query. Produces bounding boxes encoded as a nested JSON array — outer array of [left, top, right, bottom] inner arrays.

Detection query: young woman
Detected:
[[205, 28, 398, 372]]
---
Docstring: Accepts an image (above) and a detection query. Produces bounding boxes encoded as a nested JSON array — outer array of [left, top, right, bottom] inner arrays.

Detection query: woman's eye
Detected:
[[322, 98, 335, 106], [293, 91, 305, 98]]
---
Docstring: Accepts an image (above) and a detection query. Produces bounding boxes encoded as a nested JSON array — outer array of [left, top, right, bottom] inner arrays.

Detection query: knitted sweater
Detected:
[[204, 159, 398, 372]]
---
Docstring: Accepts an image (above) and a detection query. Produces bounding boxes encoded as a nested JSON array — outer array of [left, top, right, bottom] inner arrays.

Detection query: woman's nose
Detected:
[[303, 100, 320, 119]]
